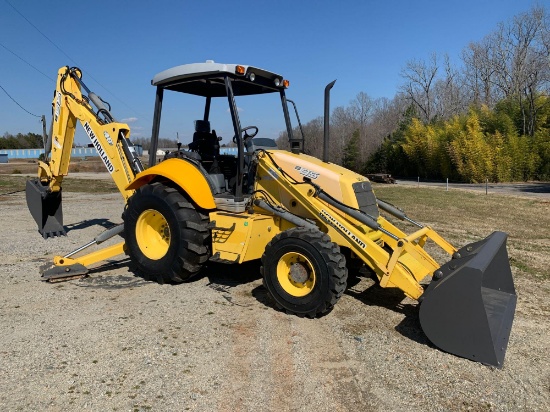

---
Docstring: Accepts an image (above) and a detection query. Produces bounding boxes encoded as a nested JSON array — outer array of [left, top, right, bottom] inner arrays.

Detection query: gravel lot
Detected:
[[0, 191, 548, 411]]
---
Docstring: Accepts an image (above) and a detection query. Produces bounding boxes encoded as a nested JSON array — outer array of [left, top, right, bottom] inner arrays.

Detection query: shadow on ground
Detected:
[[64, 218, 118, 234], [345, 277, 430, 347], [76, 258, 149, 289]]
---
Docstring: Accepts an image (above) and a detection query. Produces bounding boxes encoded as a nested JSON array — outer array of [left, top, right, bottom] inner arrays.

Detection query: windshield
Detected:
[[158, 89, 289, 148]]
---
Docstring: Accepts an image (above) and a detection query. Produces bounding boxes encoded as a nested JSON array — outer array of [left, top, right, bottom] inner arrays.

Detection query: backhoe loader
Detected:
[[27, 63, 516, 368]]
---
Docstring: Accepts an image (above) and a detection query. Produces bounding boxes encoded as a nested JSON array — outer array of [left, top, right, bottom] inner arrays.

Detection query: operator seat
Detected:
[[187, 120, 225, 193], [189, 120, 220, 161]]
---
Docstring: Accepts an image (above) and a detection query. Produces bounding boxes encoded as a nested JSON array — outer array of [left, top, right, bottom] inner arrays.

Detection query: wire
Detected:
[[0, 41, 55, 82], [4, 0, 72, 63], [0, 83, 41, 118], [250, 189, 280, 209], [4, 0, 142, 117]]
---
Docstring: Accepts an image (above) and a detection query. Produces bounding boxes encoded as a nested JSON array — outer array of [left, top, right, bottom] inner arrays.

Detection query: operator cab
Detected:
[[149, 61, 300, 212]]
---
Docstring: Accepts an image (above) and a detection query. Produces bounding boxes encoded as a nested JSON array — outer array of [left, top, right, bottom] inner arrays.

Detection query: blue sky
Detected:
[[0, 0, 542, 145]]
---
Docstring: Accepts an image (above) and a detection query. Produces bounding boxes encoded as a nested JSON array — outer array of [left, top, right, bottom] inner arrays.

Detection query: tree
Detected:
[[400, 53, 439, 123], [461, 6, 550, 136], [342, 130, 361, 172], [433, 54, 466, 120]]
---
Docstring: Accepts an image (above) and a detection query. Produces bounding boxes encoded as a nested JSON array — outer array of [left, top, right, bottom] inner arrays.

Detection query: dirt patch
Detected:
[[0, 190, 548, 411]]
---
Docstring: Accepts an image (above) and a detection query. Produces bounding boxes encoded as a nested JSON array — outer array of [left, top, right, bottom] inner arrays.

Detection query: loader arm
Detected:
[[254, 150, 516, 368], [27, 66, 143, 238], [253, 151, 455, 300]]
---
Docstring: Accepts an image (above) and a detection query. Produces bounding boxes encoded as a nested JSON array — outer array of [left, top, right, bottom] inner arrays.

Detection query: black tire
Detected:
[[124, 182, 210, 283], [261, 227, 347, 318]]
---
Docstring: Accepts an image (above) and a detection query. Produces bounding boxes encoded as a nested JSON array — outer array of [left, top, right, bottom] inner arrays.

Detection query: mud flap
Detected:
[[26, 178, 66, 238], [419, 231, 516, 368]]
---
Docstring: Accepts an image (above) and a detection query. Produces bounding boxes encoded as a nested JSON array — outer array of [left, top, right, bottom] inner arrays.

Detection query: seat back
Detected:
[[189, 120, 220, 161]]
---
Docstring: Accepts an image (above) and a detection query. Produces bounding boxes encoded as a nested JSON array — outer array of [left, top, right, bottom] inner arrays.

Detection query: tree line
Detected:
[[4, 8, 548, 182], [278, 6, 550, 182], [0, 132, 43, 150]]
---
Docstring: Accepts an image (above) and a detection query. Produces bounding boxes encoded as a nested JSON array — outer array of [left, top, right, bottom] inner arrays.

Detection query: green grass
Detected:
[[0, 175, 118, 195], [373, 184, 550, 280]]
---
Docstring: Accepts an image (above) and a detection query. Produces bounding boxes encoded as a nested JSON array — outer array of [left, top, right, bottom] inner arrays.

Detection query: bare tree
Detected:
[[462, 39, 499, 106], [433, 54, 466, 119], [461, 6, 550, 135], [400, 53, 439, 123]]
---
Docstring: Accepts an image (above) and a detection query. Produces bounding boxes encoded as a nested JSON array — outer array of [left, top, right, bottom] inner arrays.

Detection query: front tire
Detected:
[[261, 227, 347, 318], [124, 182, 209, 283]]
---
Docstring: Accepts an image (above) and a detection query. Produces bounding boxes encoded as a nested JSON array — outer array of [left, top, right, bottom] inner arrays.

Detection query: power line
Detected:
[[4, 0, 75, 66], [0, 83, 41, 118], [4, 0, 142, 117], [0, 42, 55, 82]]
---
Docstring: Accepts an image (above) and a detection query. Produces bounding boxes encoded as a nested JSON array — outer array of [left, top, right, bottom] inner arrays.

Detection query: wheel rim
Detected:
[[135, 209, 171, 260], [276, 252, 316, 297]]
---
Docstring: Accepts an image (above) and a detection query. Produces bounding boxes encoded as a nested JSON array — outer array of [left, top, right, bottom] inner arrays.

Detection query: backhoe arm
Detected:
[[27, 66, 144, 238]]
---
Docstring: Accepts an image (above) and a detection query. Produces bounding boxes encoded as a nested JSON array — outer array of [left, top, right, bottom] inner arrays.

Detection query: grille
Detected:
[[352, 181, 379, 219]]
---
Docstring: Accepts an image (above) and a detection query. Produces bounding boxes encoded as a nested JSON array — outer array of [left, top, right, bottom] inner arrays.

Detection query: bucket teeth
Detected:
[[42, 229, 67, 239]]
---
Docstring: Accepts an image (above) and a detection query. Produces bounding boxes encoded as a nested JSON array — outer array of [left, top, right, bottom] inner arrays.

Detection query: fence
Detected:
[[0, 145, 144, 160]]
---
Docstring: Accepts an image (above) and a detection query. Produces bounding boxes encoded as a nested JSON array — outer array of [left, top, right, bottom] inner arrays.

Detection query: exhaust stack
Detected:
[[323, 80, 336, 163]]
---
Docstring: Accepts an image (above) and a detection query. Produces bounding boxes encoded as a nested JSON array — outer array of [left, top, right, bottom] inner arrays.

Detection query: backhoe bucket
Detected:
[[419, 231, 516, 368], [26, 178, 66, 238]]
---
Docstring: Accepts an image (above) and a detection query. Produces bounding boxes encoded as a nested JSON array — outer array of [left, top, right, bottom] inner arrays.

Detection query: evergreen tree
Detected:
[[342, 130, 360, 172]]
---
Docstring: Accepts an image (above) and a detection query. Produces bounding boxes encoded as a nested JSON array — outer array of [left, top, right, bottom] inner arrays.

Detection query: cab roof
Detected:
[[151, 61, 286, 97]]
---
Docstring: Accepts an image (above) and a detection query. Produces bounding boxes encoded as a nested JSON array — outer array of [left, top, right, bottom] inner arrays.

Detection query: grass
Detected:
[[373, 184, 550, 280], [1, 172, 547, 280], [0, 175, 118, 194]]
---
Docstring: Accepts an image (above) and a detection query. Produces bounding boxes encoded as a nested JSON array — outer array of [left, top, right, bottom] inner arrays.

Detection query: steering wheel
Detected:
[[242, 126, 258, 139], [233, 126, 259, 143]]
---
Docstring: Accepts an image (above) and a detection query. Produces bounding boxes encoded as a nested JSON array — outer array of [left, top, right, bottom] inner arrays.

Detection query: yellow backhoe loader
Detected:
[[27, 63, 516, 368]]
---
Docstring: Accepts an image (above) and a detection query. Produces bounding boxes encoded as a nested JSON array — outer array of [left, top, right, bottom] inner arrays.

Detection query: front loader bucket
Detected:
[[419, 231, 516, 368], [26, 178, 66, 238]]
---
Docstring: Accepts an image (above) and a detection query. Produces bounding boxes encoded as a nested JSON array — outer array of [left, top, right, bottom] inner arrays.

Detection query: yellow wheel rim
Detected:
[[276, 252, 316, 297], [135, 209, 171, 260]]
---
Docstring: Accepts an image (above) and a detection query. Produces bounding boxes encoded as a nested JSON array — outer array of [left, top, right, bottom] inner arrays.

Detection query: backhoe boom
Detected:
[[27, 66, 143, 238]]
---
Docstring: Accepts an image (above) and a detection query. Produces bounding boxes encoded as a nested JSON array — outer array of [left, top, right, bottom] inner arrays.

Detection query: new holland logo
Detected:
[[319, 209, 366, 249], [83, 122, 114, 174]]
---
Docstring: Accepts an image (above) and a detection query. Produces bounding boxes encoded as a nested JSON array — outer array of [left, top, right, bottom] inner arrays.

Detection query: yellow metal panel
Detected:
[[243, 214, 281, 261], [127, 158, 216, 210], [210, 212, 281, 263], [265, 150, 369, 207]]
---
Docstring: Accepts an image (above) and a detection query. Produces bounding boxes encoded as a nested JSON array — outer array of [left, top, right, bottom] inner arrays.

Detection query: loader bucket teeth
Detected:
[[26, 178, 66, 238], [419, 231, 516, 368]]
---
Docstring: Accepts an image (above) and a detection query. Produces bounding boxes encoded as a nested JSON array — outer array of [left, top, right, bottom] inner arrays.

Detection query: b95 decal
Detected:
[[295, 165, 319, 180]]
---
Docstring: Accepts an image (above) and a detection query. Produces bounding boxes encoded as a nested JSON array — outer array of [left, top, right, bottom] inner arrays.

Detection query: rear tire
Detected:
[[124, 182, 209, 283], [261, 227, 347, 318]]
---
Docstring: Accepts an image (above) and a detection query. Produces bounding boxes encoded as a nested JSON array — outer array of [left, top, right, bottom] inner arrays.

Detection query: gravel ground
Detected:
[[0, 191, 548, 411]]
